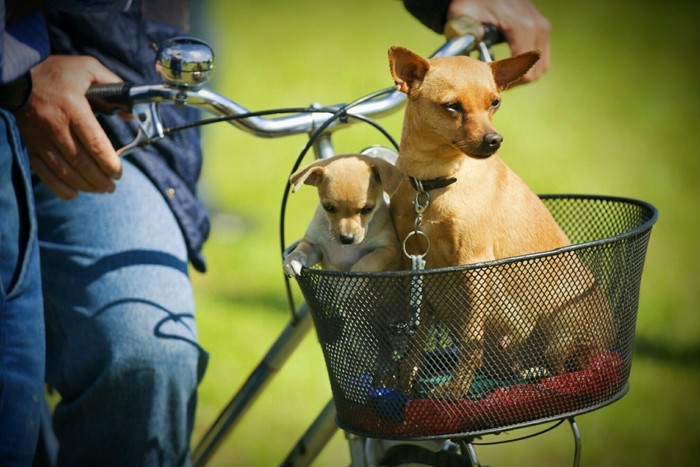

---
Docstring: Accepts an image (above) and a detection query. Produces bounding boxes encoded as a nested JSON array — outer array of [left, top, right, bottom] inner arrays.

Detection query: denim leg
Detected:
[[0, 110, 45, 467], [34, 159, 208, 467]]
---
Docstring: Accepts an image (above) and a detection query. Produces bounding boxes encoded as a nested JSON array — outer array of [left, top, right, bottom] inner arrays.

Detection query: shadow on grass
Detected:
[[634, 337, 700, 368]]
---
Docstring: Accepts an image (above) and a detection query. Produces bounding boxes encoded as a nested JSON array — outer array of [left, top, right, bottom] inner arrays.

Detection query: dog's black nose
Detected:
[[339, 234, 355, 245], [483, 132, 503, 150]]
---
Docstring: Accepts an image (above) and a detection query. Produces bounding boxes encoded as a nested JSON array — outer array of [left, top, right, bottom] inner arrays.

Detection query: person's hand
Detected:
[[15, 55, 124, 200], [447, 0, 550, 83]]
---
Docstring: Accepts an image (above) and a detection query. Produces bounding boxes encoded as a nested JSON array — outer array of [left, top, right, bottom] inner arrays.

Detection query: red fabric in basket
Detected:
[[344, 351, 625, 438]]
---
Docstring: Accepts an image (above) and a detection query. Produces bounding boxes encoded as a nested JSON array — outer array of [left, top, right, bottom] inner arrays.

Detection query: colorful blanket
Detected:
[[339, 351, 625, 438]]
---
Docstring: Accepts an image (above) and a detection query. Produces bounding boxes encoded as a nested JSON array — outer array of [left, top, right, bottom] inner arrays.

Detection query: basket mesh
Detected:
[[294, 195, 657, 439]]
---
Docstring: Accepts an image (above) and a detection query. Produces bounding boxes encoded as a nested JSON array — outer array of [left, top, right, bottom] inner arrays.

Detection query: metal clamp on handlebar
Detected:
[[118, 102, 166, 156]]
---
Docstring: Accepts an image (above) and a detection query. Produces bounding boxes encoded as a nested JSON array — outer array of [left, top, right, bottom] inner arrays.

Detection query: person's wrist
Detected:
[[2, 72, 32, 111]]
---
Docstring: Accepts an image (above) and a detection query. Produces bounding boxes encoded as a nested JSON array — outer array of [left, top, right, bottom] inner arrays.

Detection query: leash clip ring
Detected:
[[402, 229, 430, 259], [413, 185, 431, 215]]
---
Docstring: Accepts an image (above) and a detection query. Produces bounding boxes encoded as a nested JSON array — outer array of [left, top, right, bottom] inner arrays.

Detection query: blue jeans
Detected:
[[34, 159, 208, 466], [0, 110, 45, 466]]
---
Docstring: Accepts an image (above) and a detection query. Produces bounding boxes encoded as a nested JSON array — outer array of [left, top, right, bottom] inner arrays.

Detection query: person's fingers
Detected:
[[17, 54, 122, 196], [446, 0, 551, 84], [71, 110, 122, 180], [63, 137, 117, 192], [22, 109, 117, 195], [31, 139, 114, 193], [504, 4, 550, 82], [77, 58, 124, 178], [29, 152, 79, 200]]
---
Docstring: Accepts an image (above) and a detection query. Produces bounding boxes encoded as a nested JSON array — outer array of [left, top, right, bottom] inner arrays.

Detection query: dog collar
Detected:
[[409, 176, 457, 192]]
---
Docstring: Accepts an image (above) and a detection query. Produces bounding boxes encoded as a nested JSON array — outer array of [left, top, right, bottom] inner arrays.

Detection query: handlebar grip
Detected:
[[86, 82, 133, 109], [444, 15, 505, 46], [481, 24, 505, 46]]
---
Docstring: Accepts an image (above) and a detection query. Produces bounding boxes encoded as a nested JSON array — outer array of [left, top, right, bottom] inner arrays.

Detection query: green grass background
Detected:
[[187, 0, 700, 465]]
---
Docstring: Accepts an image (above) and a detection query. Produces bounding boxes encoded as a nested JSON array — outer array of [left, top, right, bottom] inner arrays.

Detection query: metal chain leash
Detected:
[[392, 179, 431, 361]]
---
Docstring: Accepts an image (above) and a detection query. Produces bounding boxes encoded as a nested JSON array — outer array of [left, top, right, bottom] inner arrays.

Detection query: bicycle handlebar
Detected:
[[87, 17, 502, 155]]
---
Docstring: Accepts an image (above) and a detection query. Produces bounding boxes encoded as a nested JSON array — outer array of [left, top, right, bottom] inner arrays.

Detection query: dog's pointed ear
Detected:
[[369, 158, 404, 196], [388, 46, 430, 96], [489, 50, 541, 91], [289, 165, 325, 192]]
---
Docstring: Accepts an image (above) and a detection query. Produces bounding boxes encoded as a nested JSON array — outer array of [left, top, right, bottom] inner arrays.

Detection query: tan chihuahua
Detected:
[[388, 47, 615, 399], [284, 154, 404, 276]]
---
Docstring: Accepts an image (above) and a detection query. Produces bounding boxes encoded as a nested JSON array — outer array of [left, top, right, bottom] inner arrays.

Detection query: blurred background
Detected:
[[186, 0, 699, 465]]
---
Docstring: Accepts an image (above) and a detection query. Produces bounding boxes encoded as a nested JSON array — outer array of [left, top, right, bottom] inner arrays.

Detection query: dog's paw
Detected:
[[283, 252, 307, 277]]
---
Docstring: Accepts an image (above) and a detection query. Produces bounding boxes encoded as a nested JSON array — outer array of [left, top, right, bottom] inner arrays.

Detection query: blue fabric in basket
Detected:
[[350, 370, 531, 424]]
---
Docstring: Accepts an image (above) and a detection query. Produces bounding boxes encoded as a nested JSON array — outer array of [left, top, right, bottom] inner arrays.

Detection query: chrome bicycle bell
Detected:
[[155, 37, 214, 88]]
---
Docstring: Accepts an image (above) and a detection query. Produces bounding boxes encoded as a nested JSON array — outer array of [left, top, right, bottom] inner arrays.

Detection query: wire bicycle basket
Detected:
[[294, 194, 657, 440]]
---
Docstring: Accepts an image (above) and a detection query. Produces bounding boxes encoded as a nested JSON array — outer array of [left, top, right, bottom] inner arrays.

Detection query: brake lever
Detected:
[[87, 83, 169, 156], [116, 102, 167, 156]]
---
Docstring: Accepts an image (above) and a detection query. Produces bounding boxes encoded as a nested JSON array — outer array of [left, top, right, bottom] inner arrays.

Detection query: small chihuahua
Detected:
[[388, 47, 615, 399], [284, 153, 404, 276]]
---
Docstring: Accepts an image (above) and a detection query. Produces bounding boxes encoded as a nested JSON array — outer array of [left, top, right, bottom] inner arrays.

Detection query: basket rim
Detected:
[[297, 193, 659, 278]]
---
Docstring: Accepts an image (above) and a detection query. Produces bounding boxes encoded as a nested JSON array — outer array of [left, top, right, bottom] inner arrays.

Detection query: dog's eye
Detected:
[[442, 102, 463, 114], [491, 98, 501, 109], [323, 203, 336, 213], [359, 205, 374, 215]]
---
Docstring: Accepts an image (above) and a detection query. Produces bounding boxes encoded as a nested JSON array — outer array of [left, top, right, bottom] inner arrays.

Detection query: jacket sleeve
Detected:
[[402, 0, 452, 34], [44, 0, 133, 13]]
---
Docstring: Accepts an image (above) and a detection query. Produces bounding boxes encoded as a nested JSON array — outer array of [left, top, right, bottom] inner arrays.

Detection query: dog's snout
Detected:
[[484, 132, 503, 150], [470, 132, 503, 158], [339, 234, 355, 245]]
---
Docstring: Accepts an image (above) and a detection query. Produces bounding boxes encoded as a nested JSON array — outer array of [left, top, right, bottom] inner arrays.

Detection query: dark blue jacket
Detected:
[[46, 0, 210, 272], [403, 0, 451, 34]]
